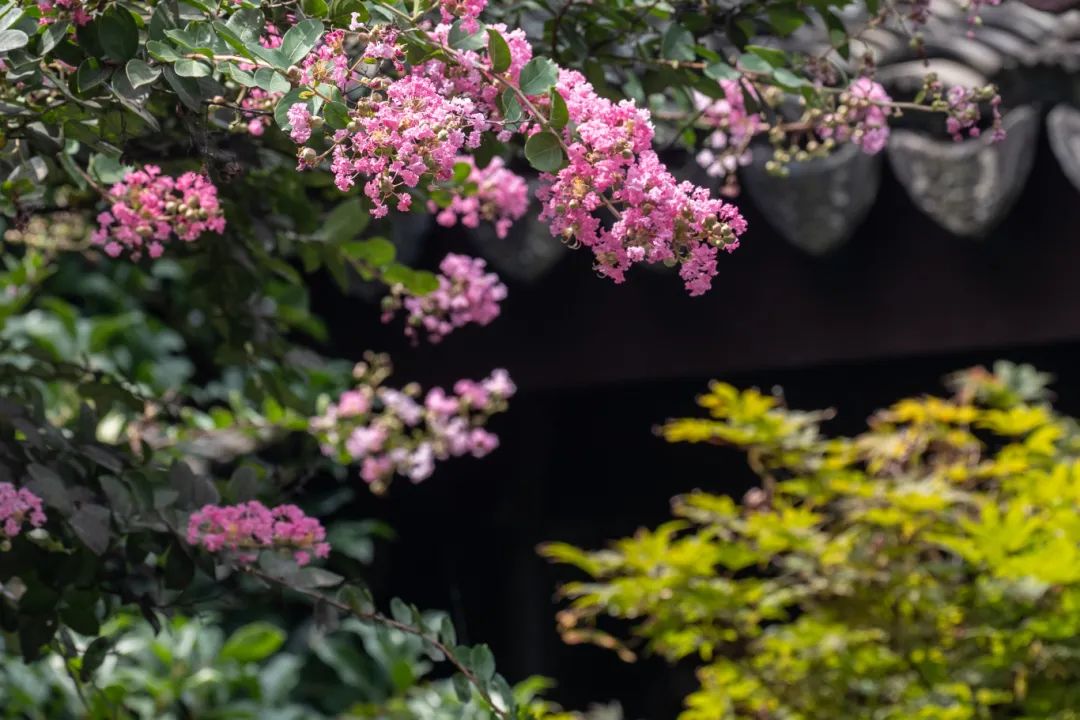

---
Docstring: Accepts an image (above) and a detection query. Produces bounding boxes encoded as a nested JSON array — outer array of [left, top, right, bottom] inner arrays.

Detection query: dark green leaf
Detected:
[[448, 20, 486, 51], [745, 45, 786, 68], [661, 24, 695, 62], [75, 59, 110, 93], [80, 637, 110, 680], [97, 8, 139, 62], [321, 201, 370, 245], [549, 89, 569, 130], [322, 100, 350, 130], [173, 58, 211, 77], [26, 463, 73, 515], [146, 40, 180, 62], [704, 61, 740, 82], [487, 28, 511, 73], [221, 622, 286, 662], [281, 18, 324, 64], [737, 52, 773, 75], [125, 59, 161, 88], [69, 504, 111, 555], [343, 237, 394, 267], [767, 7, 808, 36], [0, 29, 28, 53], [524, 131, 565, 173], [518, 57, 558, 96]]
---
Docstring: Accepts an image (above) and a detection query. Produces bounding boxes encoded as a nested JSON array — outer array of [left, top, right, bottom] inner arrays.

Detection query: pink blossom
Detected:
[[187, 501, 330, 566], [0, 483, 45, 540], [439, 0, 487, 33], [431, 157, 529, 238], [92, 165, 226, 260], [384, 253, 507, 344], [37, 0, 91, 26], [310, 364, 515, 493], [693, 83, 767, 186], [817, 77, 892, 155], [287, 103, 313, 143]]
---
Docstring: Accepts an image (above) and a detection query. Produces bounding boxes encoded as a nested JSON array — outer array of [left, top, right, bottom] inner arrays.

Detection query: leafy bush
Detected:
[[545, 363, 1080, 719]]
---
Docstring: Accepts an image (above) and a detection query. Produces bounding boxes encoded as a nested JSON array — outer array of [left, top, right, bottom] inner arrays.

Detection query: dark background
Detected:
[[312, 124, 1080, 717]]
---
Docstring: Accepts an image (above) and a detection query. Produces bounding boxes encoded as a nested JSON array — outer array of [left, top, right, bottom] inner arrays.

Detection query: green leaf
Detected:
[[228, 465, 259, 502], [88, 153, 130, 184], [97, 8, 139, 62], [281, 18, 324, 64], [26, 463, 73, 516], [343, 237, 394, 267], [329, 0, 368, 27], [470, 644, 496, 681], [704, 61, 740, 82], [452, 674, 473, 702], [500, 89, 522, 124], [487, 28, 511, 73], [321, 200, 370, 244], [518, 57, 558, 96], [81, 637, 111, 681], [746, 45, 787, 68], [737, 52, 773, 75], [254, 67, 290, 93], [524, 131, 565, 173], [448, 20, 486, 51], [125, 59, 161, 89], [221, 622, 286, 663], [767, 8, 808, 36], [302, 0, 330, 16], [173, 58, 211, 78], [772, 67, 809, 90], [69, 504, 111, 555], [75, 59, 110, 93], [390, 598, 411, 624], [661, 24, 695, 62], [61, 593, 100, 636], [0, 29, 28, 53], [146, 40, 180, 62], [549, 89, 569, 130], [322, 100, 350, 130]]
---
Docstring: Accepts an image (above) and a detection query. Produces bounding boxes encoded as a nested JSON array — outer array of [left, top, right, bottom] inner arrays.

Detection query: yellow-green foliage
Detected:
[[542, 362, 1080, 719]]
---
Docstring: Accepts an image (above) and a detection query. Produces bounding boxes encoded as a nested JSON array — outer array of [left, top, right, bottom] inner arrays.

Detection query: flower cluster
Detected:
[[240, 88, 278, 137], [297, 74, 488, 217], [538, 68, 746, 294], [186, 501, 330, 566], [693, 82, 767, 193], [430, 157, 529, 238], [310, 355, 515, 494], [36, 0, 90, 26], [924, 75, 1005, 142], [92, 165, 226, 260], [287, 16, 745, 294], [0, 483, 45, 541], [439, 0, 487, 33], [382, 253, 507, 343], [816, 76, 893, 155]]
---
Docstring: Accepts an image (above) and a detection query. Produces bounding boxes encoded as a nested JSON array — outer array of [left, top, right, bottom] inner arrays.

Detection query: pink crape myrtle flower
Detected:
[[288, 18, 745, 295], [537, 69, 746, 295], [0, 483, 45, 540], [439, 0, 487, 32], [693, 82, 767, 184], [817, 76, 892, 155], [37, 0, 90, 25], [186, 501, 330, 567], [383, 253, 507, 343], [92, 165, 226, 260], [430, 157, 529, 238], [310, 366, 515, 494]]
